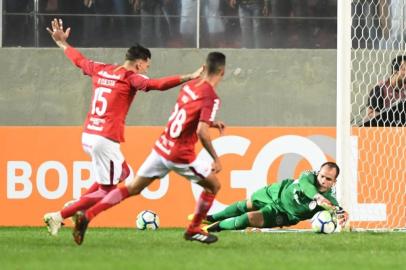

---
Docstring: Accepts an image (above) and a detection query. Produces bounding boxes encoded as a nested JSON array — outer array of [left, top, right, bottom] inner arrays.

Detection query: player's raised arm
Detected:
[[298, 171, 321, 199], [46, 18, 70, 50], [298, 170, 336, 210], [46, 18, 96, 75], [143, 66, 204, 91]]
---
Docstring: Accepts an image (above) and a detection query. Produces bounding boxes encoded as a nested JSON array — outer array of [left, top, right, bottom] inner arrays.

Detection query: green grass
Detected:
[[0, 227, 405, 270]]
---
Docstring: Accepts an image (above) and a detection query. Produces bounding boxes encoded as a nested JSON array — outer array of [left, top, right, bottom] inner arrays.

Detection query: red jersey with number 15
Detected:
[[154, 79, 221, 163], [64, 46, 182, 142]]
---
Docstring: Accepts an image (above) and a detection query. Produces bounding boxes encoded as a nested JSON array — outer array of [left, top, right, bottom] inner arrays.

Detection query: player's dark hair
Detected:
[[320, 162, 340, 178], [391, 55, 406, 74], [126, 44, 151, 61], [206, 52, 226, 75]]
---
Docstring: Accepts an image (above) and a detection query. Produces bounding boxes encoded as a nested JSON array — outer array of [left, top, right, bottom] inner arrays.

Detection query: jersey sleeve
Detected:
[[298, 171, 319, 199], [199, 94, 220, 124], [129, 74, 182, 92], [64, 46, 101, 76]]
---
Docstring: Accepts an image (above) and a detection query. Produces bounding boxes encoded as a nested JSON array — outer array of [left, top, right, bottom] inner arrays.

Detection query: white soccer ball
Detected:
[[136, 210, 160, 230], [311, 210, 337, 234]]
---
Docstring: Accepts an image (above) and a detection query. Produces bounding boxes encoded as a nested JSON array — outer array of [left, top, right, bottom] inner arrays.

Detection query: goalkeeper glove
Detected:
[[334, 207, 349, 226]]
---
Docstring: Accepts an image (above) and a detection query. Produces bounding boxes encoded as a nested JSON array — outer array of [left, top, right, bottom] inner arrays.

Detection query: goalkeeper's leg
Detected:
[[207, 200, 252, 223], [206, 204, 289, 232], [205, 210, 260, 232]]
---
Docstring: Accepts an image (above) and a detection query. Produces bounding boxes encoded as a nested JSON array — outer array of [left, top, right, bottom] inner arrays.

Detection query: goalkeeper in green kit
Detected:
[[195, 162, 349, 232]]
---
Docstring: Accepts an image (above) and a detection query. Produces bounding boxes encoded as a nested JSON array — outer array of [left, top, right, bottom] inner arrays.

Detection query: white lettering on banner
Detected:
[[73, 161, 94, 199], [192, 135, 327, 214], [37, 161, 68, 199], [231, 135, 326, 197], [6, 161, 94, 200], [5, 160, 170, 200], [141, 175, 170, 200], [7, 161, 33, 199], [192, 135, 252, 213]]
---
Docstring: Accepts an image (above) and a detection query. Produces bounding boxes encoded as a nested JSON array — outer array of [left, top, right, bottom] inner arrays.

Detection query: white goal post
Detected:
[[337, 0, 406, 230]]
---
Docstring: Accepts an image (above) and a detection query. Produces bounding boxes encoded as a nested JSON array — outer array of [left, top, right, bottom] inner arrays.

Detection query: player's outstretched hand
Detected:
[[180, 66, 204, 83], [191, 66, 204, 80], [314, 193, 334, 210], [211, 121, 226, 135], [46, 18, 70, 48]]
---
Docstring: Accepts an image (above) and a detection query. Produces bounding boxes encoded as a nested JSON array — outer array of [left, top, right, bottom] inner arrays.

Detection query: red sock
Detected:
[[81, 182, 100, 196], [85, 185, 130, 221], [188, 191, 215, 232], [61, 185, 115, 219]]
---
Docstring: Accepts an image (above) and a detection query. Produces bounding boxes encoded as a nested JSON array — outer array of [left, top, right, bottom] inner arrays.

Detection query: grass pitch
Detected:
[[0, 227, 405, 270]]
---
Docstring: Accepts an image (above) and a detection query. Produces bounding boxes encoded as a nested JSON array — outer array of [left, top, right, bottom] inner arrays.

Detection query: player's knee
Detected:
[[247, 211, 265, 228], [237, 200, 249, 213], [211, 180, 221, 195], [203, 181, 220, 195], [126, 176, 155, 195]]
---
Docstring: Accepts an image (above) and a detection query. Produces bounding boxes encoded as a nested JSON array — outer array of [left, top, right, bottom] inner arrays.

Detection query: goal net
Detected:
[[337, 0, 406, 230]]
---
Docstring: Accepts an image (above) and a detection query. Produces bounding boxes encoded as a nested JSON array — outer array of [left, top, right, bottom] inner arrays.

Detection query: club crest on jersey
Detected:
[[309, 200, 317, 210]]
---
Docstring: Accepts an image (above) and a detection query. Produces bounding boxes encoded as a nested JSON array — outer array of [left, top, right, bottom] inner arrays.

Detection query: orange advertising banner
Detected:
[[1, 126, 402, 229]]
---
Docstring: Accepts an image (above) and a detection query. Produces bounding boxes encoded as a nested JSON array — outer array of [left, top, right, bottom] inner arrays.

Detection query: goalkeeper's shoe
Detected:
[[203, 221, 222, 233], [184, 228, 218, 244], [72, 211, 89, 245], [187, 214, 214, 225], [43, 212, 63, 236]]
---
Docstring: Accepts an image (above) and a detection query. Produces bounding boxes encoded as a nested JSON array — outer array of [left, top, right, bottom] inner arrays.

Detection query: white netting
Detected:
[[350, 0, 406, 229]]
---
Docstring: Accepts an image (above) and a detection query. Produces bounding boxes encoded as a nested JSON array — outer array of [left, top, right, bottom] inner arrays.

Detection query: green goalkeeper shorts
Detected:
[[251, 186, 297, 228]]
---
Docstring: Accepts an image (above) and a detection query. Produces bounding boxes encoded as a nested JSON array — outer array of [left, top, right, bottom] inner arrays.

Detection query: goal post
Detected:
[[336, 0, 352, 216], [337, 0, 406, 230]]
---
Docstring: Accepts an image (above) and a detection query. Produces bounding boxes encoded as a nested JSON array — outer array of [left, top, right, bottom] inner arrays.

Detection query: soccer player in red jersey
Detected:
[[72, 51, 227, 245], [43, 18, 203, 236]]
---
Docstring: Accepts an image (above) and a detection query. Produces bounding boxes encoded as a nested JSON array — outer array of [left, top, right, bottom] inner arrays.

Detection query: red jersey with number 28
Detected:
[[154, 79, 221, 163], [64, 46, 182, 142]]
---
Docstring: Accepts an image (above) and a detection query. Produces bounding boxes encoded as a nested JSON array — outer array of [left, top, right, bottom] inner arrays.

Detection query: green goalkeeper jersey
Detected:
[[266, 170, 339, 222]]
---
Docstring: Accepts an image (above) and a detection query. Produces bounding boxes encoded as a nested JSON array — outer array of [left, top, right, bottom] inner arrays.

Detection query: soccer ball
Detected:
[[136, 210, 160, 230], [311, 210, 337, 234]]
